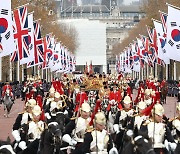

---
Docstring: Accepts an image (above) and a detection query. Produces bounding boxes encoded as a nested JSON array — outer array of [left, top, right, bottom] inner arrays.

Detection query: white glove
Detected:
[[113, 124, 120, 134], [109, 147, 118, 154], [18, 141, 27, 150], [62, 134, 77, 146], [12, 130, 21, 142], [165, 140, 177, 151], [127, 109, 134, 116], [69, 138, 77, 146], [169, 142, 177, 151], [45, 113, 51, 119], [63, 110, 68, 115], [126, 130, 133, 137]]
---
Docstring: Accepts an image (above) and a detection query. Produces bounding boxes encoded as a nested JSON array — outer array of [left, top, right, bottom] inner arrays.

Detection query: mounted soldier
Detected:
[[76, 112, 118, 154], [168, 103, 180, 143], [62, 102, 91, 153], [17, 105, 45, 154], [113, 95, 135, 152], [12, 99, 37, 153], [140, 103, 177, 154], [2, 82, 14, 101]]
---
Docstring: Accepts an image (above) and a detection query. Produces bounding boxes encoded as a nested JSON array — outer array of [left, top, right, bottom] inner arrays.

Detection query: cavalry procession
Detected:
[[0, 72, 179, 154], [1, 0, 180, 153]]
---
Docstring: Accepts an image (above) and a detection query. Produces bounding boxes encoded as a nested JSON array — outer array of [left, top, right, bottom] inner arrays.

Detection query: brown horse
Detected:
[[161, 84, 168, 104]]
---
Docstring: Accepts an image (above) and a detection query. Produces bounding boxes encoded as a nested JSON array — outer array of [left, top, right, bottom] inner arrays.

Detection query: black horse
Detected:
[[121, 129, 155, 154], [39, 113, 66, 154], [175, 142, 180, 154], [0, 137, 15, 154]]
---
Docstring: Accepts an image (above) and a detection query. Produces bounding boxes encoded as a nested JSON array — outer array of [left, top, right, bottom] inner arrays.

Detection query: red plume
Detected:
[[141, 100, 156, 116], [89, 99, 101, 126], [36, 95, 43, 109]]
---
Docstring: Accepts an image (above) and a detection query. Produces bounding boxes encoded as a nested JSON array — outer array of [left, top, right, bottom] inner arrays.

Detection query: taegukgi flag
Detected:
[[0, 0, 16, 57]]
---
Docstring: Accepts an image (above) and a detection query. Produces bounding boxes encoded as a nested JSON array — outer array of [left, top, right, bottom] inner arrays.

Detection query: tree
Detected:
[[12, 0, 78, 53], [112, 0, 180, 54]]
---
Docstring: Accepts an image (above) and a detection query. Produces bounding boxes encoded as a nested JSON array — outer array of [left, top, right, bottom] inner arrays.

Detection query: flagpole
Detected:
[[34, 65, 36, 77], [41, 68, 43, 79], [155, 63, 157, 78], [17, 61, 20, 81], [22, 64, 24, 81], [141, 67, 144, 81], [37, 67, 40, 77], [174, 61, 176, 80], [166, 3, 180, 10], [9, 59, 12, 81], [147, 64, 149, 79], [46, 69, 48, 81], [166, 64, 168, 80], [150, 66, 153, 75]]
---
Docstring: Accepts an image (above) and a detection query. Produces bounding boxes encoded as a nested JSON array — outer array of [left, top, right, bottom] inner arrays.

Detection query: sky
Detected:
[[123, 0, 139, 5], [76, 0, 140, 6]]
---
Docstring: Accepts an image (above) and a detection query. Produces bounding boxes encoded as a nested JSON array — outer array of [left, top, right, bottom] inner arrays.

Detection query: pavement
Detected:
[[0, 91, 178, 141]]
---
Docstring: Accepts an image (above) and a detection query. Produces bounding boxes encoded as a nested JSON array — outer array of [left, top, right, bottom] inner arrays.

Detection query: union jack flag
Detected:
[[33, 20, 44, 65], [11, 6, 29, 63], [64, 48, 67, 71], [60, 45, 64, 69], [159, 11, 167, 34], [43, 34, 54, 68], [72, 56, 76, 72]]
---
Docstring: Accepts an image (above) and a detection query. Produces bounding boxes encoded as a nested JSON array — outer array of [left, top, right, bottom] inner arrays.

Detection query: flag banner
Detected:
[[12, 6, 29, 64], [33, 20, 44, 65], [72, 55, 76, 72], [0, 0, 16, 57], [26, 13, 34, 64], [137, 36, 149, 64], [159, 11, 168, 34], [115, 55, 119, 73], [146, 25, 153, 43], [131, 42, 140, 72], [153, 20, 170, 64], [164, 5, 180, 61], [42, 34, 54, 69], [50, 42, 62, 72], [125, 48, 132, 73], [27, 60, 34, 68]]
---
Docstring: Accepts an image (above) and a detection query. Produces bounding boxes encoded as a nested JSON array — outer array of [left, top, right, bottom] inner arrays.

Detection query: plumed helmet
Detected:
[[94, 112, 106, 125], [50, 101, 57, 112], [32, 105, 42, 116], [123, 96, 132, 104], [145, 89, 151, 96], [54, 92, 60, 99], [137, 101, 147, 110], [26, 99, 37, 107], [81, 102, 91, 113], [49, 87, 55, 93], [152, 103, 164, 116]]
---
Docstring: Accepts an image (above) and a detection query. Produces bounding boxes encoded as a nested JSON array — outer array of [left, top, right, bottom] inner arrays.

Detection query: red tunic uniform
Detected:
[[74, 92, 88, 112], [108, 90, 123, 110], [2, 85, 13, 97]]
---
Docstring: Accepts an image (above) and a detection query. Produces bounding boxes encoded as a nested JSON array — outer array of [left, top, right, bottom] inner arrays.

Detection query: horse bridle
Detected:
[[146, 148, 154, 154], [131, 136, 154, 154]]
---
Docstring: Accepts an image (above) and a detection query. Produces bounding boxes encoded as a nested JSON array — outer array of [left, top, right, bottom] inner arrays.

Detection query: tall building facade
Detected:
[[58, 2, 145, 73]]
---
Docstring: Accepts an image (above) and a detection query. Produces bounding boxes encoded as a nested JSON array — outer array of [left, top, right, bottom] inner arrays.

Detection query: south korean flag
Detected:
[[0, 0, 15, 57], [165, 4, 180, 61]]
